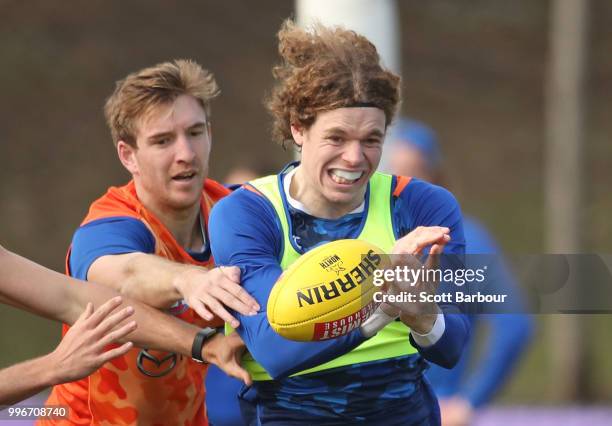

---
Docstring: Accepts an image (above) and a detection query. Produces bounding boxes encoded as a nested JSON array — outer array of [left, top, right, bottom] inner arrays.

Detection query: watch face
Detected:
[[201, 327, 218, 339]]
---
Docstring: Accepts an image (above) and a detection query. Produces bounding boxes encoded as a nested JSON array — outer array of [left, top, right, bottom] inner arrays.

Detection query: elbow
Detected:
[[119, 284, 175, 309], [117, 256, 139, 295], [257, 357, 293, 380], [115, 275, 144, 302], [118, 258, 176, 308], [248, 344, 301, 380]]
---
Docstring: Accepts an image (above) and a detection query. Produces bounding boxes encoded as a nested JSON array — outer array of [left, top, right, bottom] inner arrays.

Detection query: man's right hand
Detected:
[[174, 266, 260, 328], [379, 226, 451, 334]]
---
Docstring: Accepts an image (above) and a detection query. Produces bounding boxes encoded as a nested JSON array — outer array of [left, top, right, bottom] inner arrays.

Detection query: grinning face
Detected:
[[290, 107, 386, 219], [117, 94, 211, 218]]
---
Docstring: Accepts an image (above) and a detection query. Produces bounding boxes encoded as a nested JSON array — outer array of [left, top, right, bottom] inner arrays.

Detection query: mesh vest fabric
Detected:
[[232, 172, 418, 381], [39, 179, 228, 426]]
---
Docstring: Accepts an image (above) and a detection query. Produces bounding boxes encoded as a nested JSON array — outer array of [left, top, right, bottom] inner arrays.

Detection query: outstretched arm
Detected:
[[0, 245, 251, 386], [0, 297, 135, 406], [88, 252, 257, 327], [70, 217, 259, 327]]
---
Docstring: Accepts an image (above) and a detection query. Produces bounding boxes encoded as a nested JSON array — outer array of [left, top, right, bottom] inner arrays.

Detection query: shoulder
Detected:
[[77, 180, 153, 246], [210, 184, 282, 241], [77, 215, 150, 232], [212, 184, 277, 220], [83, 181, 141, 224], [394, 176, 461, 218], [209, 184, 284, 262], [70, 216, 155, 279], [391, 177, 465, 253], [73, 216, 155, 250]]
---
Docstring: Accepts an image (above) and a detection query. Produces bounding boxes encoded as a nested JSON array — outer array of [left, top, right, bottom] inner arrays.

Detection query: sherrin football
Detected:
[[267, 239, 390, 341]]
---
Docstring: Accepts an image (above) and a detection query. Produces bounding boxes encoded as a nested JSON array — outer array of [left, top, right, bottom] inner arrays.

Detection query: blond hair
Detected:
[[104, 59, 220, 146]]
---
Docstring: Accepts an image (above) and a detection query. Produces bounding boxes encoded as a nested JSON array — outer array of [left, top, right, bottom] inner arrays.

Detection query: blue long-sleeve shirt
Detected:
[[209, 172, 469, 379], [207, 167, 471, 424]]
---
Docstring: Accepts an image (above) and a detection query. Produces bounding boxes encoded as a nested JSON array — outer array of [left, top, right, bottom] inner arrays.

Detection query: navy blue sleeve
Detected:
[[393, 177, 465, 255], [209, 188, 366, 380], [69, 216, 156, 280], [409, 313, 471, 369], [394, 178, 470, 368], [424, 318, 473, 398]]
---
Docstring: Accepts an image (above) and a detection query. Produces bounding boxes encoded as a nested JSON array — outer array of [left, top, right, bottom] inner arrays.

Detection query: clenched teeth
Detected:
[[330, 169, 363, 184]]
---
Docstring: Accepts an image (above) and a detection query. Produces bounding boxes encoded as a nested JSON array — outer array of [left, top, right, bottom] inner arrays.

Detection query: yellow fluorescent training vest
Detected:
[[233, 171, 418, 381]]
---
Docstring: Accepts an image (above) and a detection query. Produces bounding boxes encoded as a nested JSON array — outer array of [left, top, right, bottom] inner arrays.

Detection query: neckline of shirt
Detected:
[[282, 167, 365, 216]]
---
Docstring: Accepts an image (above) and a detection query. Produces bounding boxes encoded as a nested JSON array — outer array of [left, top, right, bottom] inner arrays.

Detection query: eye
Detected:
[[327, 135, 343, 143], [190, 129, 205, 137], [155, 137, 170, 146], [364, 137, 382, 146]]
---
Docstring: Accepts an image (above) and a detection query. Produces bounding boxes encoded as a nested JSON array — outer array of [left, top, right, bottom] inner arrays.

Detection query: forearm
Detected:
[[0, 354, 58, 406], [88, 252, 195, 308], [0, 249, 76, 321], [0, 247, 199, 357], [124, 303, 197, 357], [75, 284, 199, 356], [239, 312, 366, 379]]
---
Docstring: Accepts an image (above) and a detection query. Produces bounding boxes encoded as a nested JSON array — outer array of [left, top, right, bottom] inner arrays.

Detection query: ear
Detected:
[[117, 141, 139, 175], [290, 124, 305, 147]]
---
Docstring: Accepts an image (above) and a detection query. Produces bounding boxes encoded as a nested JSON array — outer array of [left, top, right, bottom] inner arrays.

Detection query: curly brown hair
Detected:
[[266, 20, 401, 146], [104, 59, 220, 147]]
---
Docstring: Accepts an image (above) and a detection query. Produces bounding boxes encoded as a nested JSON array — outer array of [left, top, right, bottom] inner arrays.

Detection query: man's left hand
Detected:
[[202, 332, 252, 386]]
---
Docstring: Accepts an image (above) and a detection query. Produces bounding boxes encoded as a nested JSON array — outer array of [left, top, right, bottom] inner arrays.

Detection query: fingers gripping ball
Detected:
[[267, 239, 390, 341]]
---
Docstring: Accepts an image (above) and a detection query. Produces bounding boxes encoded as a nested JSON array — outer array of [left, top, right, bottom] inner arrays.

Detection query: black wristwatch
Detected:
[[191, 327, 218, 363]]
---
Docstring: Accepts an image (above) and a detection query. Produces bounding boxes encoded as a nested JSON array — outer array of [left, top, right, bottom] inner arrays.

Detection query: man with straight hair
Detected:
[[41, 60, 259, 426]]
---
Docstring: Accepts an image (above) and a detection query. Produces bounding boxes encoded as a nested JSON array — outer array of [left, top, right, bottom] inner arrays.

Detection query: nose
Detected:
[[342, 141, 365, 166], [175, 133, 196, 163]]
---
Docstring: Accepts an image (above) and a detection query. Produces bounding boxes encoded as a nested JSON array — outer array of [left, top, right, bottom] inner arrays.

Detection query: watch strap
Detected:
[[191, 327, 217, 363]]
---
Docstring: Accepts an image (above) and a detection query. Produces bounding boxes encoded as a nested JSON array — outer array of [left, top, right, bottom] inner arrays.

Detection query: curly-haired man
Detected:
[[208, 21, 470, 425]]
